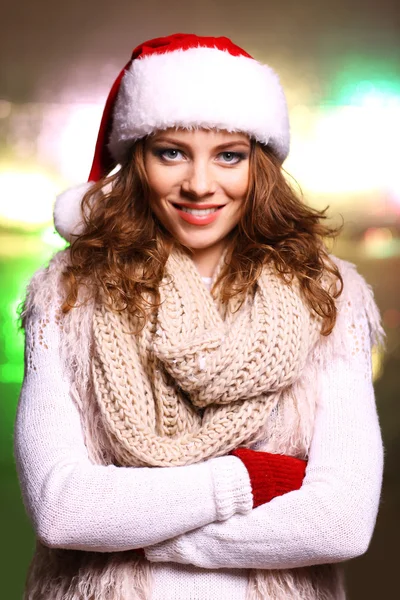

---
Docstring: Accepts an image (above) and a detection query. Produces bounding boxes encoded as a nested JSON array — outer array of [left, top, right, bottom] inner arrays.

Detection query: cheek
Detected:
[[144, 156, 179, 200], [146, 165, 167, 199], [223, 165, 249, 199], [144, 165, 176, 226]]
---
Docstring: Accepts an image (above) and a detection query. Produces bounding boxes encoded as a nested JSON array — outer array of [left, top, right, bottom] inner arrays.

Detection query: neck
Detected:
[[191, 240, 228, 278]]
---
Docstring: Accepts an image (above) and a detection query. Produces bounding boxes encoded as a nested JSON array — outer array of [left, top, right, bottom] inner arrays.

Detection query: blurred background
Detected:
[[0, 1, 399, 597]]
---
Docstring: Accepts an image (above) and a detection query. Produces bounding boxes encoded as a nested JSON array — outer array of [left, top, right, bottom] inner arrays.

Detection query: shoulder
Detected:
[[314, 254, 385, 367], [20, 249, 72, 327], [330, 254, 373, 297], [21, 248, 94, 390], [329, 254, 384, 347]]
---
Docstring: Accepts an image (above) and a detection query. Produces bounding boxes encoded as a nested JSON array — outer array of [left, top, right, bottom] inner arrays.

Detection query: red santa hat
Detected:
[[54, 33, 290, 241]]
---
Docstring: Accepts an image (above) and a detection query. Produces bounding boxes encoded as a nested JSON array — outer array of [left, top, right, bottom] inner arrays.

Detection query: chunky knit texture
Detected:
[[91, 245, 322, 469], [14, 249, 385, 600], [230, 448, 307, 507]]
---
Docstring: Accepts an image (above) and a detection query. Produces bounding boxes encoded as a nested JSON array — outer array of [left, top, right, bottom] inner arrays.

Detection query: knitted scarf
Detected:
[[22, 247, 382, 600], [91, 246, 322, 469]]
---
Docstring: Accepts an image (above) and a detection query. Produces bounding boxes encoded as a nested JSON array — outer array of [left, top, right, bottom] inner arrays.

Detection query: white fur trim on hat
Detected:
[[109, 47, 290, 163], [54, 181, 94, 242]]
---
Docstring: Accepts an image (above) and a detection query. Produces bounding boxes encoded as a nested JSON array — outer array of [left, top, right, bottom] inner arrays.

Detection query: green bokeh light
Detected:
[[327, 57, 400, 107], [0, 229, 67, 380], [0, 228, 68, 463]]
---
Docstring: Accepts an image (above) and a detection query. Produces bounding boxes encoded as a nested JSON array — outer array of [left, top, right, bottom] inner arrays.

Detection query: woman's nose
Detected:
[[181, 161, 217, 198]]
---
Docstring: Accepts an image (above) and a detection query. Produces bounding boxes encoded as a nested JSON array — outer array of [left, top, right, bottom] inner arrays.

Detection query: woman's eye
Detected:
[[219, 152, 246, 164], [157, 148, 183, 161]]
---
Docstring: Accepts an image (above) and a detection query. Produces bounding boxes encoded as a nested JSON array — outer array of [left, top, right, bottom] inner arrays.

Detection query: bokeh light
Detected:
[[0, 170, 59, 229], [363, 227, 400, 259], [286, 104, 400, 198], [372, 345, 385, 382], [56, 103, 103, 182]]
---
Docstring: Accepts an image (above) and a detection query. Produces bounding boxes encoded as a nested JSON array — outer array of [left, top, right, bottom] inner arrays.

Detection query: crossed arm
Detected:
[[14, 302, 383, 569], [145, 350, 383, 569]]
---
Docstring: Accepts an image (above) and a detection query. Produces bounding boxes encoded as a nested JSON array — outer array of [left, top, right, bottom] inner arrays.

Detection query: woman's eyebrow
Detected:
[[214, 140, 251, 150], [150, 137, 251, 150], [150, 136, 189, 148]]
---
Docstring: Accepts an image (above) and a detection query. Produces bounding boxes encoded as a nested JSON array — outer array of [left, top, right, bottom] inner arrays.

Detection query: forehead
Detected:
[[149, 127, 250, 145]]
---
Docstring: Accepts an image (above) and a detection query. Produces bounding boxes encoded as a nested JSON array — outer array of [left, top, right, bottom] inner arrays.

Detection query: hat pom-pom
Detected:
[[53, 181, 95, 242]]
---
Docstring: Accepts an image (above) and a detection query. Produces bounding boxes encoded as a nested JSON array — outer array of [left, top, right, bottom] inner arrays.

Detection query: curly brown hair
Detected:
[[61, 138, 343, 336]]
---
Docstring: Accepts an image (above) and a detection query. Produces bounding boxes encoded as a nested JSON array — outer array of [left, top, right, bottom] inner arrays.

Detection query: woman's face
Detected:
[[143, 128, 250, 275]]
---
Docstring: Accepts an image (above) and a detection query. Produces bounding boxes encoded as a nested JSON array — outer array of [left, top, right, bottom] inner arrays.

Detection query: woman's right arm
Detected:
[[14, 305, 253, 553]]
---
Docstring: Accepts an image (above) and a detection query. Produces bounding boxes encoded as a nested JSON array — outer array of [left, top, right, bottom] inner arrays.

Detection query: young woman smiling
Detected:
[[145, 129, 250, 276], [15, 34, 384, 600]]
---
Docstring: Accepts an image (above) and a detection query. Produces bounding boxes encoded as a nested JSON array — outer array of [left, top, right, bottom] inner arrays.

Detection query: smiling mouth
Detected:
[[171, 203, 226, 215]]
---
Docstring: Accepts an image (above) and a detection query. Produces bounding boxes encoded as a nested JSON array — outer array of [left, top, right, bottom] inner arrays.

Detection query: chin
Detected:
[[178, 234, 223, 250]]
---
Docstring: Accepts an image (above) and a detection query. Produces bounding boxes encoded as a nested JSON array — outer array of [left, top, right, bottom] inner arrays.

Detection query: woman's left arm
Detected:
[[145, 307, 384, 569]]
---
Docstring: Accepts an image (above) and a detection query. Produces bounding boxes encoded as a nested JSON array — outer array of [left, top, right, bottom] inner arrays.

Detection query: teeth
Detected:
[[179, 206, 220, 215]]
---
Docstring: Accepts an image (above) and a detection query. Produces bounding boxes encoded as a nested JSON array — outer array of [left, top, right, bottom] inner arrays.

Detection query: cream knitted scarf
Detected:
[[91, 246, 322, 469]]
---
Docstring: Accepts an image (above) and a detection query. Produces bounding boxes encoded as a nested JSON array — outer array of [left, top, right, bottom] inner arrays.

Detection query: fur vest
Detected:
[[20, 249, 384, 600]]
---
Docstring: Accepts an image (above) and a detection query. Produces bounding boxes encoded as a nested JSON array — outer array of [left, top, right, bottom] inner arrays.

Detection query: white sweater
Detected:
[[14, 276, 383, 600]]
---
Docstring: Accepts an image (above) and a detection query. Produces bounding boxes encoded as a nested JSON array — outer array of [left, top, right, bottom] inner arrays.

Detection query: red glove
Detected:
[[230, 448, 307, 508]]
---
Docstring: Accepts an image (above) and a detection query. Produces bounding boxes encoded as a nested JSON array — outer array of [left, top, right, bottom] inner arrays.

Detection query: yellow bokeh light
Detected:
[[0, 170, 59, 228], [286, 105, 400, 197], [372, 345, 384, 382]]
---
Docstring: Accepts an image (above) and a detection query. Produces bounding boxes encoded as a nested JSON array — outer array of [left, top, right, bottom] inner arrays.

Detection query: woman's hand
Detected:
[[230, 448, 307, 508]]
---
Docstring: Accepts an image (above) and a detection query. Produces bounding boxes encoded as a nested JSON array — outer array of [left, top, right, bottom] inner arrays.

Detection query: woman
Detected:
[[15, 33, 384, 600]]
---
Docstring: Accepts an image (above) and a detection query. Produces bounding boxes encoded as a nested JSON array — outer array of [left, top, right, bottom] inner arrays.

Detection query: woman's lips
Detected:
[[171, 203, 225, 226]]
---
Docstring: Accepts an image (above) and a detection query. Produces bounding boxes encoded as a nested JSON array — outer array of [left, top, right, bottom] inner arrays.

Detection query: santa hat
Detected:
[[54, 33, 290, 241]]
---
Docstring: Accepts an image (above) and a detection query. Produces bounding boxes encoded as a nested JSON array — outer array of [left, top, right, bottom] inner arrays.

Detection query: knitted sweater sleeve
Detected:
[[145, 294, 384, 568], [14, 301, 253, 553]]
